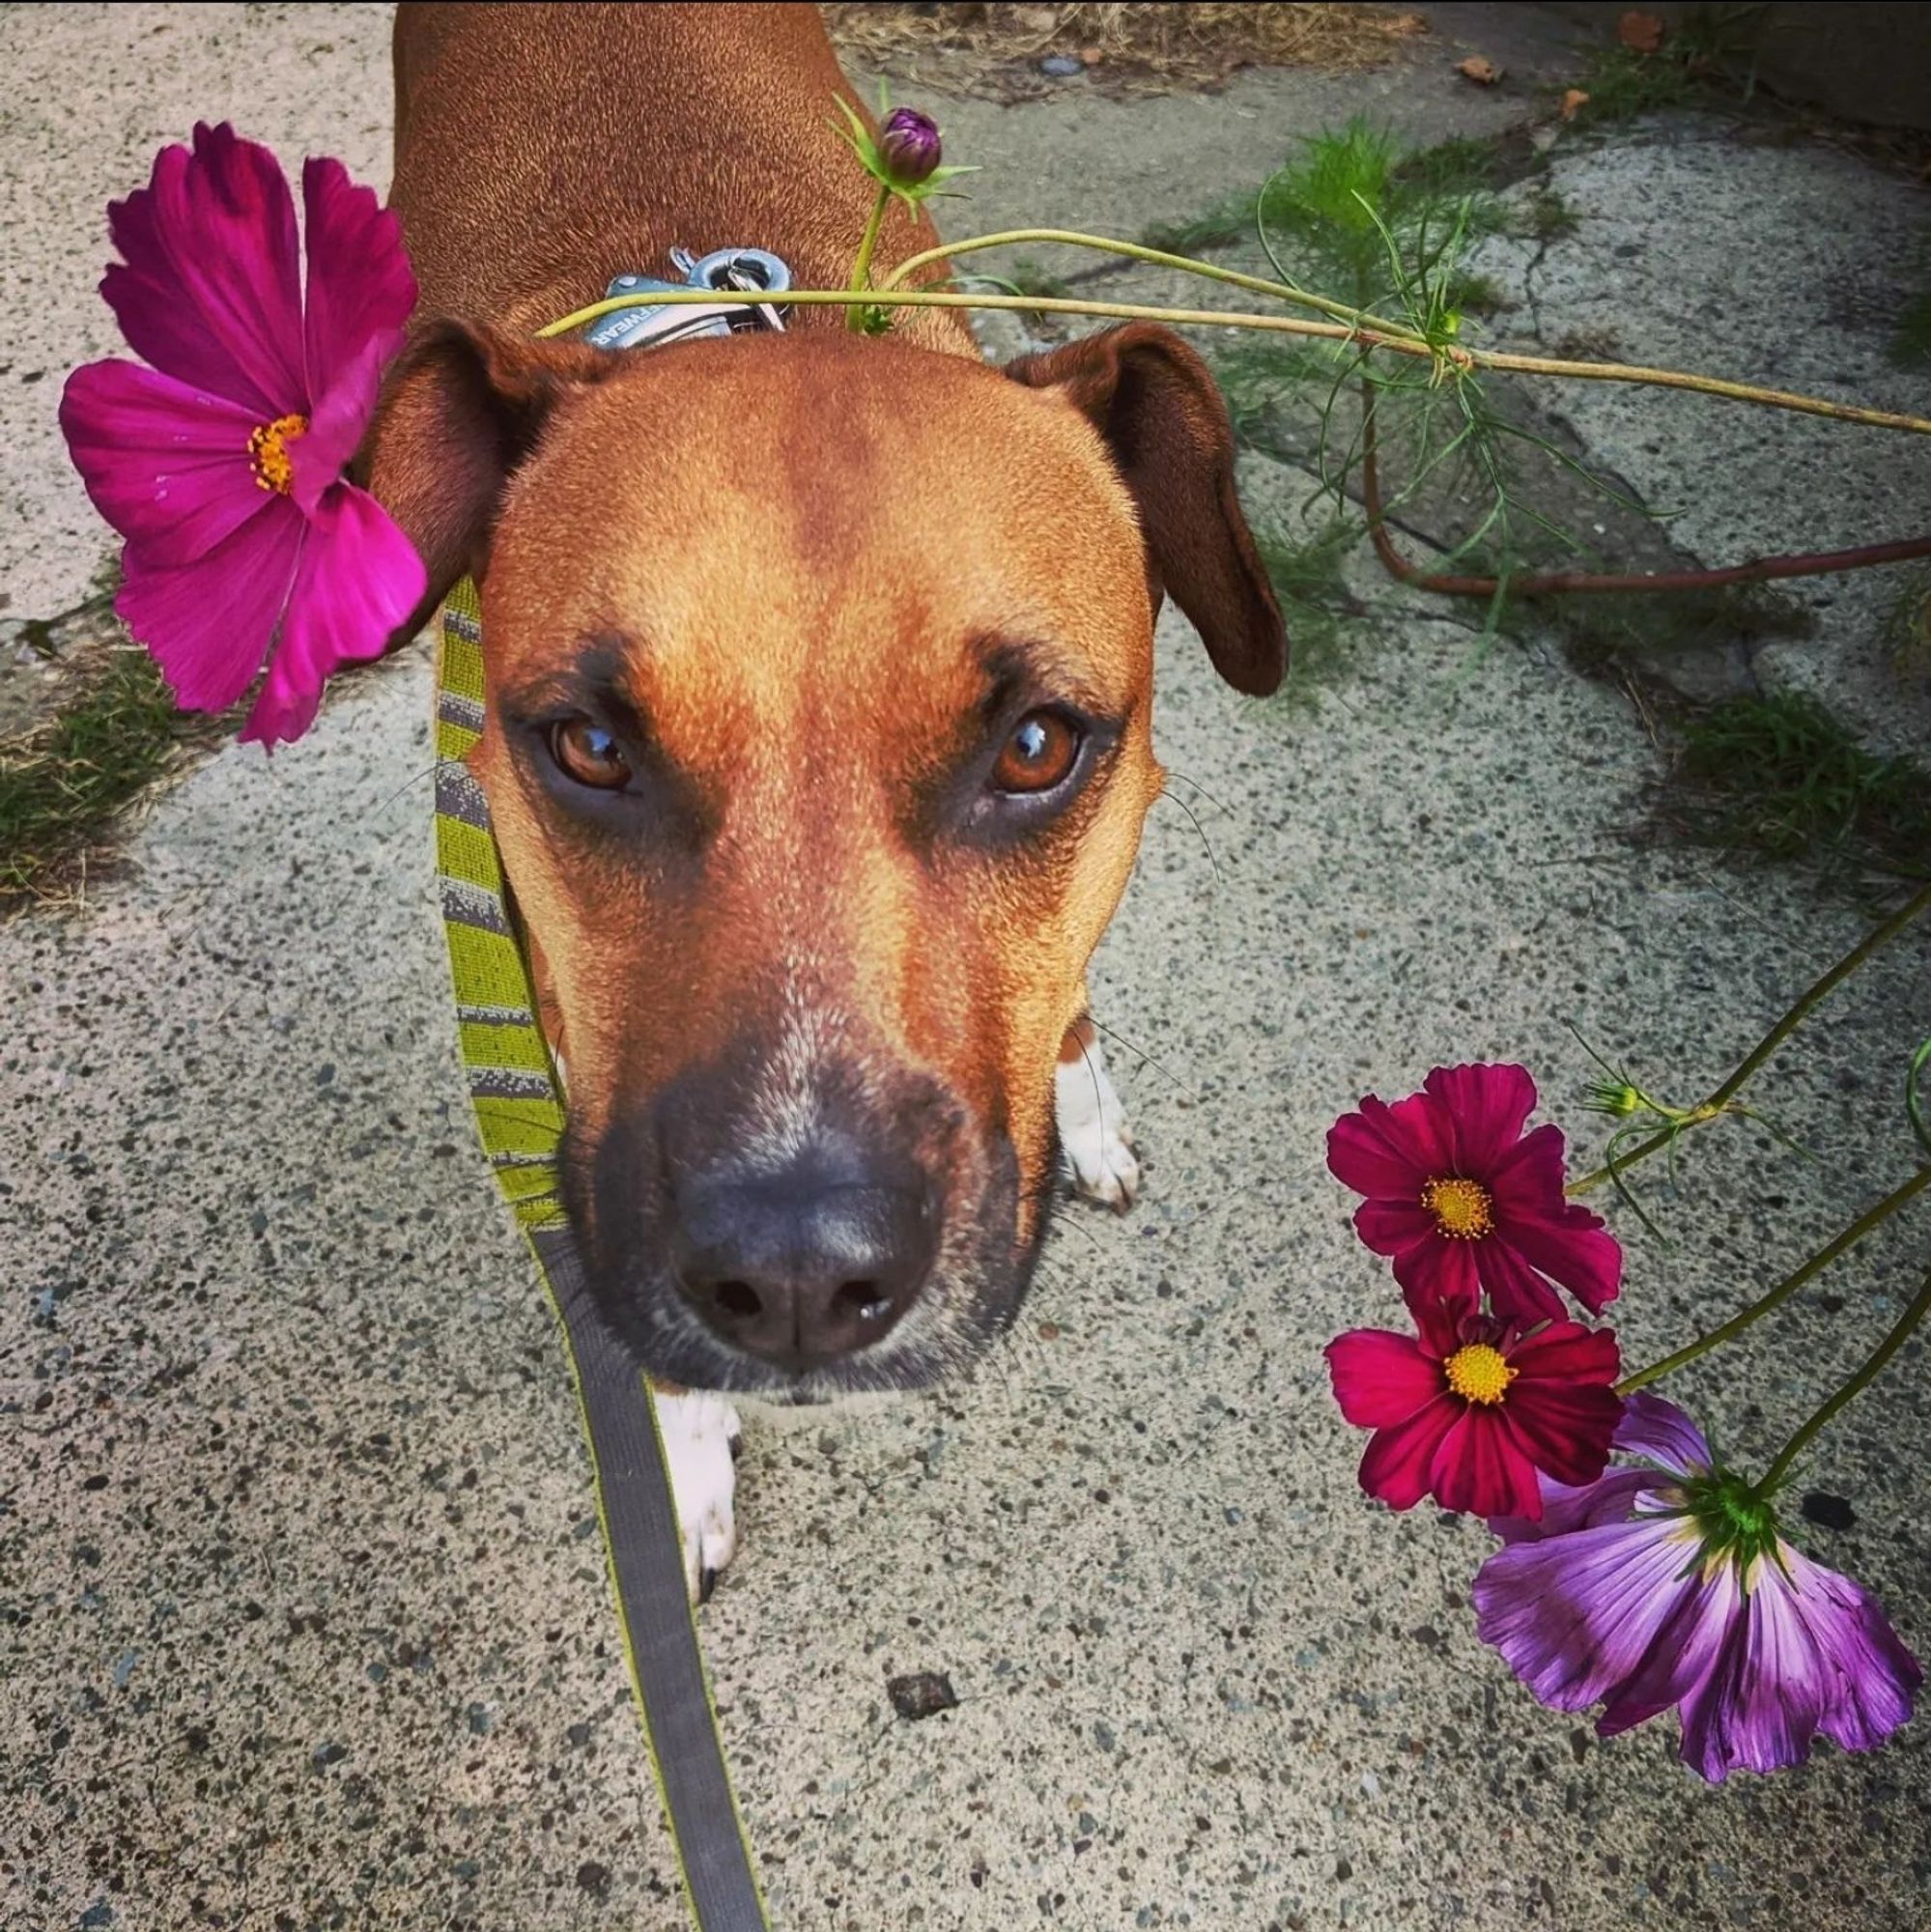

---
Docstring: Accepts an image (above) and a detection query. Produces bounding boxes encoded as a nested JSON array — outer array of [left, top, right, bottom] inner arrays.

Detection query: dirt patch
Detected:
[[824, 2, 1429, 102]]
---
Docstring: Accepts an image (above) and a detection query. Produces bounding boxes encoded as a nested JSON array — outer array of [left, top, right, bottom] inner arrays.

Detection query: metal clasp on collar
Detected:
[[582, 246, 791, 352]]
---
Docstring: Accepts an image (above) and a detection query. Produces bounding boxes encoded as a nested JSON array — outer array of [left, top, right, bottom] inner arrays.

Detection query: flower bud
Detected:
[[879, 108, 942, 187], [1585, 1078, 1644, 1117]]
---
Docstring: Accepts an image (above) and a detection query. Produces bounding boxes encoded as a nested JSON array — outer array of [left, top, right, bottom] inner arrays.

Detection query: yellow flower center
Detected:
[[247, 412, 308, 496], [1443, 1343, 1515, 1406], [1421, 1174, 1494, 1240]]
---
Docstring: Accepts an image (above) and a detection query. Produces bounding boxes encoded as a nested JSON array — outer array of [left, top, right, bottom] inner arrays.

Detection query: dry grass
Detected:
[[824, 3, 1428, 101]]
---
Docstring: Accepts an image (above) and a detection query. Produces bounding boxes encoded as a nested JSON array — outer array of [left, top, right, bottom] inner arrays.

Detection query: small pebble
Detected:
[[1039, 54, 1083, 76], [887, 1670, 958, 1720]]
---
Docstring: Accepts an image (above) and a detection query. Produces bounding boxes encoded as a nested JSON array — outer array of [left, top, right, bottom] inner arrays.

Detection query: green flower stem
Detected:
[[1758, 1263, 1931, 1495], [875, 226, 1420, 343], [845, 184, 893, 334], [1569, 878, 1931, 1198], [1615, 1161, 1931, 1395], [531, 287, 1931, 437]]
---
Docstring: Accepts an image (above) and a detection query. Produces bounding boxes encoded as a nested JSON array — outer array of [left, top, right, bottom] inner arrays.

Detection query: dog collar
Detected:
[[579, 244, 792, 351]]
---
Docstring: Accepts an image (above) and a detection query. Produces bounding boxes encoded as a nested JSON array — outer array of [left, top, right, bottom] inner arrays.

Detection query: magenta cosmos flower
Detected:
[[1327, 1063, 1621, 1328], [1473, 1393, 1921, 1780], [1325, 1294, 1622, 1520], [60, 123, 424, 749]]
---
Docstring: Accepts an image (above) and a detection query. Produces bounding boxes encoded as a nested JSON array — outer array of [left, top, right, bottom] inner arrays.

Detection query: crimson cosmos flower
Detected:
[[1327, 1063, 1622, 1327], [60, 123, 424, 749], [1324, 1294, 1622, 1520], [1475, 1394, 1921, 1780]]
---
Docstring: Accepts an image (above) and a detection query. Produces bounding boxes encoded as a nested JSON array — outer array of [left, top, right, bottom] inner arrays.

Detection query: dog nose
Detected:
[[668, 1158, 936, 1369]]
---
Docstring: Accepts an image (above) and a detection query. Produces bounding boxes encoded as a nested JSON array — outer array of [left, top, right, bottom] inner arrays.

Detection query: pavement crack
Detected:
[[1523, 232, 1553, 344]]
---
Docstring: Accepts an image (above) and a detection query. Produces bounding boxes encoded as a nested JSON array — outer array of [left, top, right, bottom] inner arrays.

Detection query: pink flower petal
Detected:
[[1612, 1391, 1712, 1479], [116, 506, 303, 712], [1432, 1406, 1543, 1519], [1490, 1467, 1661, 1546], [1489, 1126, 1622, 1312], [1325, 1328, 1442, 1429], [1358, 1395, 1460, 1510], [1500, 1209, 1623, 1315], [1486, 1118, 1572, 1204], [300, 156, 416, 399], [1500, 1377, 1623, 1490], [240, 482, 425, 748], [1473, 1513, 1718, 1714], [61, 359, 270, 567], [1326, 1094, 1440, 1199], [1424, 1063, 1537, 1172], [102, 123, 304, 419], [1392, 1232, 1480, 1328], [1774, 1545, 1921, 1757], [1352, 1197, 1435, 1258], [1474, 1235, 1567, 1327], [288, 337, 387, 517], [1507, 1321, 1621, 1386]]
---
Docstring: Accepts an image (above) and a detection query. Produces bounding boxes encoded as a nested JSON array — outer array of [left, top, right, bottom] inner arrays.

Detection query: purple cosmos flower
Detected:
[[878, 107, 943, 187], [1472, 1392, 1921, 1780], [60, 123, 424, 749], [1327, 1063, 1622, 1328]]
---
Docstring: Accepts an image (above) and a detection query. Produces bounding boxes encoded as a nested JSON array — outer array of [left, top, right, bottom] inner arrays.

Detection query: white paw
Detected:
[[652, 1390, 740, 1605], [1056, 1037, 1139, 1212]]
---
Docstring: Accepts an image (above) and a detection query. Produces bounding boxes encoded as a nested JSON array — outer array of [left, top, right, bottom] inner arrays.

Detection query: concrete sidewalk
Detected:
[[4, 7, 1929, 1930]]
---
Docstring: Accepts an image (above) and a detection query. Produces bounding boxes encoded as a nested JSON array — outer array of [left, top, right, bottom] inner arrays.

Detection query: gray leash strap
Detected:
[[531, 1225, 770, 1931]]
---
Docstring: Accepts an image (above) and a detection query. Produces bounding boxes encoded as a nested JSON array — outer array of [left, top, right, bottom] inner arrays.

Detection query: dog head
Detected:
[[371, 322, 1282, 1400]]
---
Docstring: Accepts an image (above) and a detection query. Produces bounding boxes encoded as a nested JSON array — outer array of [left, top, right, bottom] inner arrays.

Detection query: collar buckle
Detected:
[[583, 246, 791, 352]]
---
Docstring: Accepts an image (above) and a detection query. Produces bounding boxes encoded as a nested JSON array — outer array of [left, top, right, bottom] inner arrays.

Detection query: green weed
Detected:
[[1568, 4, 1769, 126], [1251, 516, 1362, 704], [1671, 691, 1931, 875], [0, 641, 221, 911]]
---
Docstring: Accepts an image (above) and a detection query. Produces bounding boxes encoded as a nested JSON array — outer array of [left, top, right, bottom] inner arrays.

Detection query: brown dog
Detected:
[[369, 1, 1283, 1592]]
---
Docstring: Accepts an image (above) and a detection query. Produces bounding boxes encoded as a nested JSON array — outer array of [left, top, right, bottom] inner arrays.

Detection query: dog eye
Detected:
[[550, 718, 632, 789], [991, 710, 1081, 795]]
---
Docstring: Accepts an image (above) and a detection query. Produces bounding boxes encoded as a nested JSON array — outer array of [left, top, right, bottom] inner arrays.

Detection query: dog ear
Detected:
[[359, 321, 621, 645], [1006, 322, 1286, 696]]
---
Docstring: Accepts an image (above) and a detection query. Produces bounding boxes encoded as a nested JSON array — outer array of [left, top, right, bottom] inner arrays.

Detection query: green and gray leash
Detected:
[[434, 578, 770, 1931]]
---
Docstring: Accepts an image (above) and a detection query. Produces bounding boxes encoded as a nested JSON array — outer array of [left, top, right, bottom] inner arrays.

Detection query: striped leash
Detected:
[[434, 577, 769, 1930]]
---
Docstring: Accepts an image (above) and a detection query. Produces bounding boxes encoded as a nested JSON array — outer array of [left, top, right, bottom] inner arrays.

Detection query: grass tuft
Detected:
[[1885, 565, 1931, 679], [0, 643, 221, 913], [1140, 190, 1263, 257], [1669, 691, 1931, 875], [1141, 119, 1506, 270], [1566, 4, 1770, 127], [1892, 232, 1931, 369], [1518, 186, 1579, 242]]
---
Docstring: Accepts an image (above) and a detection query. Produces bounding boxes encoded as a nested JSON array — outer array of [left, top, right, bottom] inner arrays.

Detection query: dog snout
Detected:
[[668, 1152, 937, 1371]]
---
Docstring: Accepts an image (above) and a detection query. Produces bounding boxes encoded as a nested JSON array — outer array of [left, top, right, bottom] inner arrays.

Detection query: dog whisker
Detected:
[[1161, 767, 1234, 818], [382, 754, 469, 817], [1153, 785, 1224, 887], [1085, 1013, 1197, 1100]]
